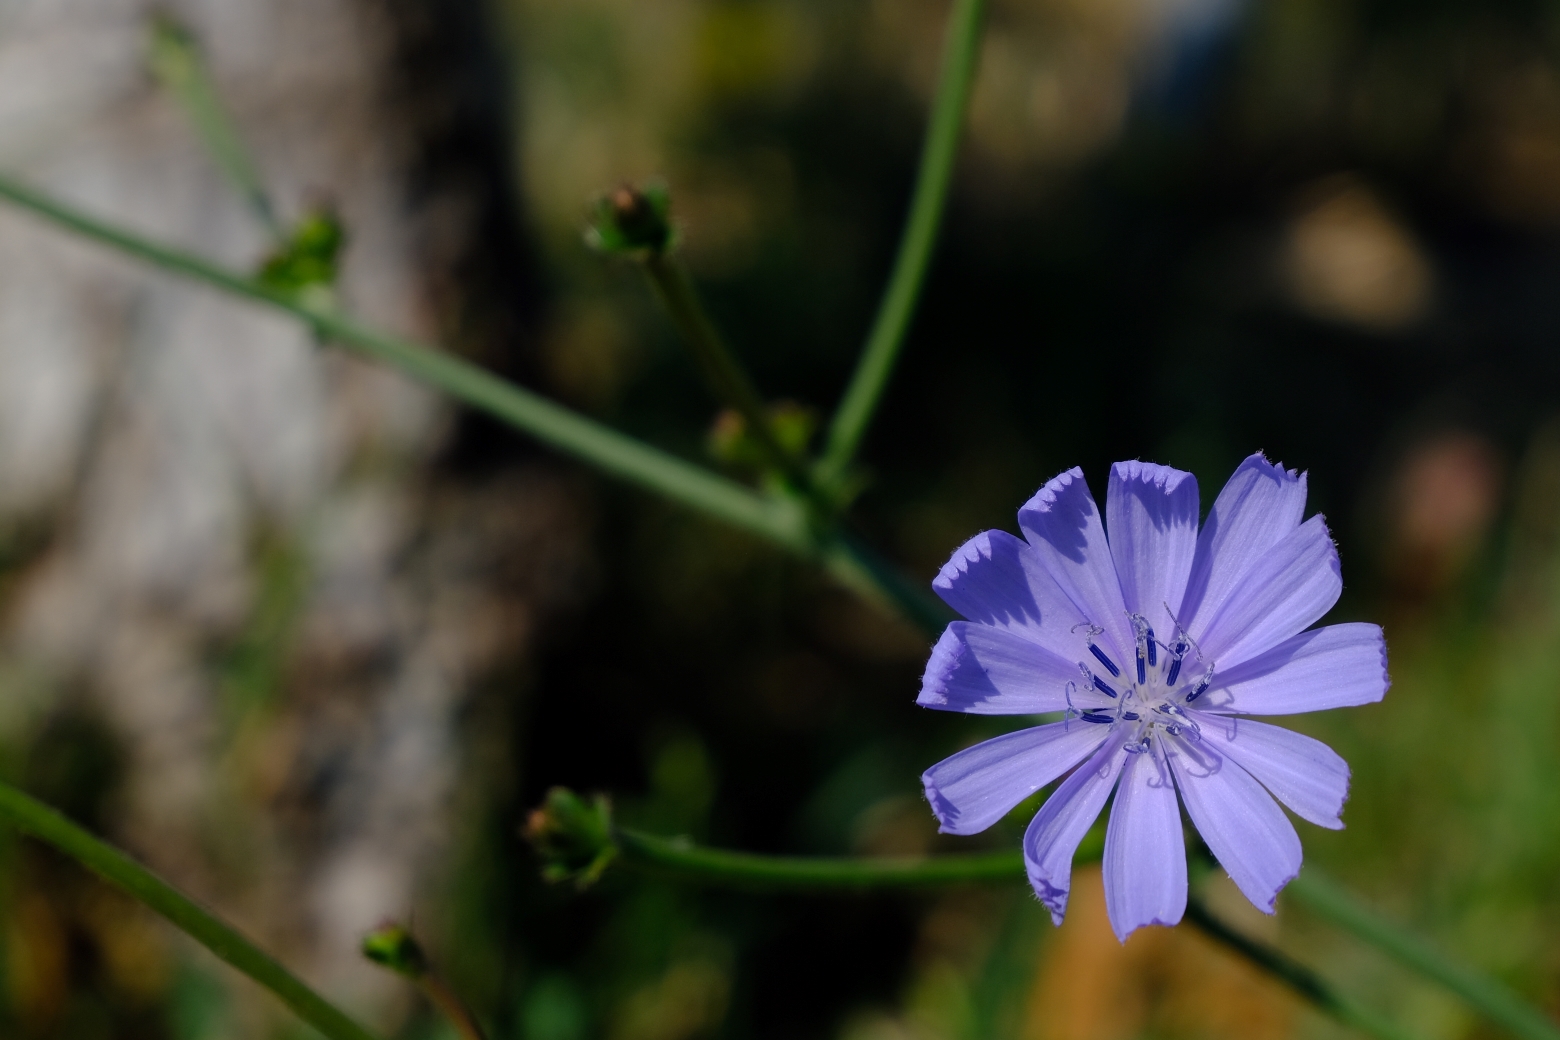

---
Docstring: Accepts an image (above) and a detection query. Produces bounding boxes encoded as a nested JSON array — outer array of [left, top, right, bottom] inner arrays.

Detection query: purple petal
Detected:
[[923, 722, 1108, 835], [1103, 747, 1187, 941], [1167, 735, 1301, 913], [1017, 468, 1132, 665], [1201, 623, 1389, 715], [1024, 734, 1127, 924], [1107, 462, 1200, 641], [1179, 454, 1307, 638], [917, 622, 1083, 715], [1195, 516, 1341, 670], [1193, 715, 1349, 829], [932, 529, 1094, 659]]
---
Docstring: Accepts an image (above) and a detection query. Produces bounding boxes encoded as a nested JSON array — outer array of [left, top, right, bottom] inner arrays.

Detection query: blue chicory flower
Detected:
[[918, 455, 1389, 940]]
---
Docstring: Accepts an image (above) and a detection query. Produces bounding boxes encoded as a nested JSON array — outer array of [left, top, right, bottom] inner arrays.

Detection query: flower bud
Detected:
[[361, 923, 428, 979], [523, 787, 617, 886], [585, 182, 673, 255]]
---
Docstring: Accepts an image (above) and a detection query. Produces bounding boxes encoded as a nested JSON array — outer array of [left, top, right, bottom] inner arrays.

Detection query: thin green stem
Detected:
[[0, 173, 806, 553], [0, 782, 379, 1040], [1183, 896, 1420, 1040], [617, 827, 1030, 889], [0, 172, 952, 628], [610, 825, 1409, 1040], [421, 977, 488, 1040], [817, 0, 986, 489], [149, 17, 282, 238], [1287, 871, 1560, 1040], [642, 252, 809, 490]]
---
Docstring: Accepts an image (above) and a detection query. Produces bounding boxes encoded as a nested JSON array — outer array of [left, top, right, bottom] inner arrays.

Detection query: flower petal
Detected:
[[917, 622, 1083, 715], [1195, 516, 1341, 670], [1199, 623, 1388, 715], [1107, 462, 1200, 643], [1168, 735, 1300, 913], [932, 529, 1093, 659], [1103, 747, 1187, 941], [1018, 468, 1132, 665], [923, 722, 1108, 835], [1193, 715, 1349, 829], [1179, 454, 1307, 638], [1024, 734, 1127, 924]]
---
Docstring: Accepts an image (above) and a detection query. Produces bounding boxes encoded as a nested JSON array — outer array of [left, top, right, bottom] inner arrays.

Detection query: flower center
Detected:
[[1067, 614, 1214, 754]]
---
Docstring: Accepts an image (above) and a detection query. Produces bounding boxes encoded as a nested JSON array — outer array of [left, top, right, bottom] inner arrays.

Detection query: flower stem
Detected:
[[641, 252, 811, 492], [1287, 871, 1560, 1040], [0, 781, 380, 1040], [609, 823, 1413, 1040], [0, 173, 952, 627], [420, 976, 488, 1040], [0, 174, 802, 545], [617, 826, 1031, 888], [1183, 896, 1420, 1040], [148, 15, 282, 239], [816, 0, 986, 491]]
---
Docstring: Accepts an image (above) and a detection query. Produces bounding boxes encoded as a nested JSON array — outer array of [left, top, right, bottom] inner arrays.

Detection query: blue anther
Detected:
[[1166, 658, 1183, 686], [1135, 649, 1146, 685], [1088, 644, 1121, 677], [1080, 711, 1115, 725], [1091, 675, 1118, 699], [1123, 740, 1150, 755], [1121, 711, 1140, 721], [1186, 675, 1211, 702], [1145, 628, 1157, 667]]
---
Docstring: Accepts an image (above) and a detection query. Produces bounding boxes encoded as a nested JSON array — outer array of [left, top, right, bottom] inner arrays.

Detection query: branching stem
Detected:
[[642, 252, 810, 492]]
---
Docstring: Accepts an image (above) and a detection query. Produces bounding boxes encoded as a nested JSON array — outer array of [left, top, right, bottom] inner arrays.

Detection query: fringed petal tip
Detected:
[[1244, 450, 1307, 488], [920, 770, 957, 834], [1374, 624, 1392, 700], [1029, 878, 1069, 926], [1017, 466, 1088, 523], [915, 626, 964, 710], [1109, 459, 1198, 495], [1253, 868, 1300, 915]]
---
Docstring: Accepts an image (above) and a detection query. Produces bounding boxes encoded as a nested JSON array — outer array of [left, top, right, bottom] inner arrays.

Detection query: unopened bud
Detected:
[[585, 181, 674, 255], [362, 922, 428, 979], [523, 787, 617, 887]]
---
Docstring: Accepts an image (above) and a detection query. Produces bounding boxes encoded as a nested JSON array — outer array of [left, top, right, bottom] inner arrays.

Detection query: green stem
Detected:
[[0, 173, 952, 628], [421, 977, 488, 1040], [642, 252, 810, 491], [0, 782, 379, 1040], [0, 173, 963, 629], [617, 827, 1029, 889], [0, 173, 805, 552], [611, 825, 1410, 1040], [817, 0, 986, 489], [1287, 871, 1560, 1040], [1183, 896, 1420, 1040], [149, 16, 282, 238]]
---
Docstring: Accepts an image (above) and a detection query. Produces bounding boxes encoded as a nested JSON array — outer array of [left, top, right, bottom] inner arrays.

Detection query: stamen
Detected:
[[1123, 739, 1151, 755], [1127, 613, 1156, 681], [1185, 669, 1213, 703], [1120, 711, 1140, 721], [1088, 644, 1121, 678], [1073, 621, 1122, 678], [1092, 675, 1119, 699], [1166, 656, 1183, 687], [1079, 711, 1114, 725]]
